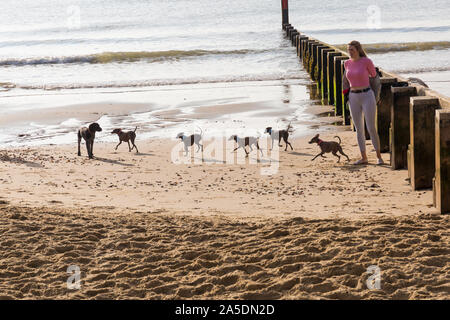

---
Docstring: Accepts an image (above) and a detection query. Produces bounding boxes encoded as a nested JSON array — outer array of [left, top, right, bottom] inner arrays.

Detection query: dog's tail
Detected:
[[133, 126, 138, 133], [334, 136, 342, 145], [196, 126, 203, 137], [286, 121, 294, 133]]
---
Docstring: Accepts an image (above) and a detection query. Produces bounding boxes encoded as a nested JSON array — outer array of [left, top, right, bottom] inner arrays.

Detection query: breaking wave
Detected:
[[0, 49, 271, 67]]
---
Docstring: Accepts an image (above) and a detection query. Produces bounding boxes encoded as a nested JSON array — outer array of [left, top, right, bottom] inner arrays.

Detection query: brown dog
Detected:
[[111, 127, 139, 153], [78, 122, 102, 159], [309, 134, 349, 163]]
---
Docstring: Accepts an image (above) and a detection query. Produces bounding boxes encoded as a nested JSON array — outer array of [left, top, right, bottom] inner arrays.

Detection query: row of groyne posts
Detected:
[[280, 1, 449, 214]]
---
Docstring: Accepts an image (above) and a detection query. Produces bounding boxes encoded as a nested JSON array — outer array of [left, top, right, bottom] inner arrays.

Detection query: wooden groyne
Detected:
[[281, 18, 450, 214]]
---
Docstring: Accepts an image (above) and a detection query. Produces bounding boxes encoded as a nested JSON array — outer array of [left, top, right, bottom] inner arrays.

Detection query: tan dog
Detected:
[[111, 127, 139, 153]]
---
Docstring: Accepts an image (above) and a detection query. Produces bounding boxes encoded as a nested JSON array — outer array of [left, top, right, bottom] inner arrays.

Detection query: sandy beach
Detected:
[[1, 129, 448, 299]]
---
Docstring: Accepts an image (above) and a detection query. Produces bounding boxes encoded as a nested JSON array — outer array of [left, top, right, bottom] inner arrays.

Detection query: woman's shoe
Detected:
[[377, 158, 384, 165], [353, 159, 368, 165]]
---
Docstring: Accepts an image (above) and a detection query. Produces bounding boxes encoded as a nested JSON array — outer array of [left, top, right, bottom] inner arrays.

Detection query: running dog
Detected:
[[111, 127, 139, 153], [264, 122, 293, 151], [229, 135, 263, 157], [177, 128, 203, 155], [309, 134, 350, 163]]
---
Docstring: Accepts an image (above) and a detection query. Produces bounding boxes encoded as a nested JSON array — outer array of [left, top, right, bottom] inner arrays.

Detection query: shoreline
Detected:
[[0, 80, 345, 148]]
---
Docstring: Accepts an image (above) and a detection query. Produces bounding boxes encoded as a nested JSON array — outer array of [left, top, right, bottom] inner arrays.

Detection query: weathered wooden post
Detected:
[[311, 42, 320, 81], [298, 36, 308, 59], [340, 60, 351, 125], [320, 49, 334, 104], [390, 86, 417, 169], [281, 0, 289, 27], [334, 56, 349, 117], [299, 36, 307, 60], [306, 40, 318, 74], [316, 45, 328, 93], [327, 51, 341, 106], [409, 97, 440, 190], [377, 77, 398, 152], [434, 110, 450, 214], [285, 25, 293, 37], [290, 30, 299, 45]]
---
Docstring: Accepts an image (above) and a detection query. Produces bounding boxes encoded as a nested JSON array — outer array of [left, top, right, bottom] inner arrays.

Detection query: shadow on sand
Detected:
[[0, 152, 43, 168], [95, 157, 134, 167]]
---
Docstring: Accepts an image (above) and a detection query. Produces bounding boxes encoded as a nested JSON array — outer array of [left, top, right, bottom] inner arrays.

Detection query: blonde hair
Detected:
[[347, 40, 367, 58]]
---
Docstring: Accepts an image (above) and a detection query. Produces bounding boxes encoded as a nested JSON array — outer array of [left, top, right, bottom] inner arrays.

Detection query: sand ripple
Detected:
[[0, 205, 448, 299]]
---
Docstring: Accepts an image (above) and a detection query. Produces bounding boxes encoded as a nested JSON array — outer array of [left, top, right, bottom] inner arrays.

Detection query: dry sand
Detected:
[[0, 131, 449, 299]]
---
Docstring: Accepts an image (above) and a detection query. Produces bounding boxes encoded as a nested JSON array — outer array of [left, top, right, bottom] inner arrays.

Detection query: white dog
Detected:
[[176, 128, 203, 155], [228, 135, 263, 157]]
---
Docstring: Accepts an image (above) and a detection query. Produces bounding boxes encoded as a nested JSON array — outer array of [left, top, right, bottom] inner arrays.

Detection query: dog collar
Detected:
[[317, 139, 323, 145]]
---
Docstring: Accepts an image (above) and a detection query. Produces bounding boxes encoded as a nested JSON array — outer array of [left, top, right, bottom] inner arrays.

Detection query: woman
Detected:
[[344, 40, 384, 165]]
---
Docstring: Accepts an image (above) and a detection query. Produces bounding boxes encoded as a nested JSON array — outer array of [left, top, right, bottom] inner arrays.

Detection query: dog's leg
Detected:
[[90, 140, 95, 158], [332, 151, 340, 163], [311, 152, 324, 161], [278, 135, 282, 147], [284, 137, 293, 150], [86, 140, 92, 159], [270, 138, 274, 150], [256, 142, 263, 156], [115, 141, 122, 150], [338, 147, 350, 162], [130, 137, 138, 153], [127, 141, 132, 152], [288, 142, 293, 150], [77, 131, 82, 156]]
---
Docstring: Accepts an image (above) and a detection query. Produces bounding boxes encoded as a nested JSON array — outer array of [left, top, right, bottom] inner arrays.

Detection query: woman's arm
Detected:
[[367, 58, 377, 77]]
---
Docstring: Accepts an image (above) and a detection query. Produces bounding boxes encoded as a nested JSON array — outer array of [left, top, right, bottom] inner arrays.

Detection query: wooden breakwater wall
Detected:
[[282, 23, 450, 214]]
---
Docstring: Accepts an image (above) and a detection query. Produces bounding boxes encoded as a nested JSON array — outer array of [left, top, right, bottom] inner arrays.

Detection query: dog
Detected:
[[77, 122, 102, 159], [264, 123, 293, 151], [111, 127, 139, 153], [228, 135, 263, 157], [177, 128, 203, 155], [308, 134, 350, 163]]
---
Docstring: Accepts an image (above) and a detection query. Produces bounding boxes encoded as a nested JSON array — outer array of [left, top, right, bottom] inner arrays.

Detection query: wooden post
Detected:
[[316, 45, 328, 93], [327, 52, 341, 106], [377, 77, 398, 152], [285, 25, 293, 37], [409, 97, 440, 190], [390, 86, 417, 169], [311, 43, 320, 81], [306, 40, 318, 74], [434, 110, 450, 214], [298, 36, 308, 60], [340, 60, 350, 125], [334, 56, 349, 117], [320, 49, 334, 104], [281, 0, 289, 27]]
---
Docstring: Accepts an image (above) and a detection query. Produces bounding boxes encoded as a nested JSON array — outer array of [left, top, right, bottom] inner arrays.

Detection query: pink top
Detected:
[[344, 57, 377, 88]]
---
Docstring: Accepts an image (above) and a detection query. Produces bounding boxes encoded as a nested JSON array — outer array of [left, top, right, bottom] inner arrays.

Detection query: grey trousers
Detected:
[[349, 88, 381, 153]]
